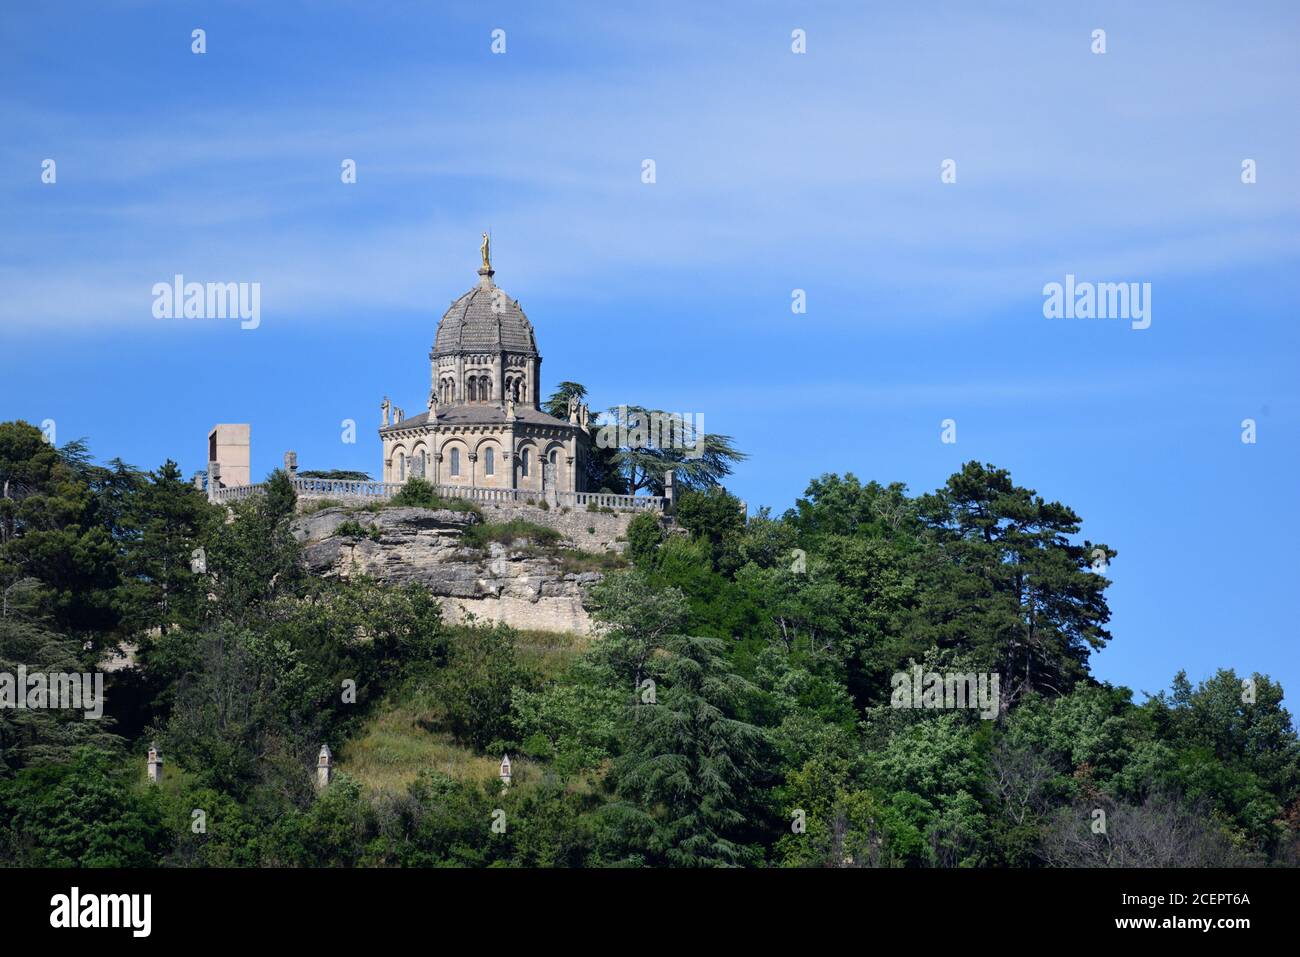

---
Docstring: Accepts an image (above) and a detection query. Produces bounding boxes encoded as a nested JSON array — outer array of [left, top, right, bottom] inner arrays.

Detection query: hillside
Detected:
[[1, 420, 1297, 868]]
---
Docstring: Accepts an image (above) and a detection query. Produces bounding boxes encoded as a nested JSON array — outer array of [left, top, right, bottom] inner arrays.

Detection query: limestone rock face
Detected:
[[291, 506, 600, 633]]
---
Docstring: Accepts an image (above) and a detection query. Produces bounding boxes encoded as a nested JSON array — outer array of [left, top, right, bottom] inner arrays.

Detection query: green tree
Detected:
[[608, 627, 772, 866], [0, 422, 123, 644], [0, 747, 168, 866], [591, 571, 772, 866], [624, 512, 664, 568], [916, 461, 1114, 707], [0, 619, 124, 772], [544, 382, 625, 492], [263, 468, 298, 523], [543, 381, 588, 419], [674, 486, 745, 573], [595, 404, 747, 496], [116, 459, 215, 637], [786, 474, 916, 544], [203, 481, 305, 625], [434, 623, 529, 750], [586, 570, 687, 694]]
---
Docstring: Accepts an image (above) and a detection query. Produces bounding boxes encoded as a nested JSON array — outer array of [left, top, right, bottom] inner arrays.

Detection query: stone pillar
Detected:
[[207, 461, 221, 502], [316, 744, 333, 789], [664, 470, 676, 514], [147, 744, 163, 784], [284, 451, 298, 476], [469, 452, 478, 488], [500, 754, 512, 788]]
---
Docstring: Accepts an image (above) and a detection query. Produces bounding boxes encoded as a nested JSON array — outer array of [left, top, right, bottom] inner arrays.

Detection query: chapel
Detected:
[[378, 235, 591, 494]]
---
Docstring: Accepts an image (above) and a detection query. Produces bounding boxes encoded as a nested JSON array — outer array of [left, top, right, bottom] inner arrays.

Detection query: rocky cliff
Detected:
[[291, 506, 610, 634]]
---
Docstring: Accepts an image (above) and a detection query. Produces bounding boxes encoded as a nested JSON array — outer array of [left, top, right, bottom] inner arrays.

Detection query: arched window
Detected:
[[450, 448, 460, 477], [485, 447, 495, 476], [520, 449, 530, 477], [467, 378, 476, 402], [398, 452, 406, 481], [549, 449, 558, 465]]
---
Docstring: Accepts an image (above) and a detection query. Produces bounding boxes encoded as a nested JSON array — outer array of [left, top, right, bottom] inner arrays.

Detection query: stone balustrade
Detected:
[[211, 477, 665, 512]]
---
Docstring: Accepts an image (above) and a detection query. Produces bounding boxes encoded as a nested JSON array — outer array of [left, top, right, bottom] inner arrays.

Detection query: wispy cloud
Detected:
[[2, 2, 1295, 336]]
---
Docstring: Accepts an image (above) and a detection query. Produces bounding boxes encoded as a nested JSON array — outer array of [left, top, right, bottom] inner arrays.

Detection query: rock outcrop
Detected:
[[291, 506, 604, 634]]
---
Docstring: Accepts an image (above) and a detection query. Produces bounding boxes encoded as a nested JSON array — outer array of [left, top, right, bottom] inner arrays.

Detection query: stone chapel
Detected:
[[378, 237, 591, 494]]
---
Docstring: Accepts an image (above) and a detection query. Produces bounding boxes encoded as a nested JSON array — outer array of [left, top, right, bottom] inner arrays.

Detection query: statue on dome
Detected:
[[480, 232, 491, 270]]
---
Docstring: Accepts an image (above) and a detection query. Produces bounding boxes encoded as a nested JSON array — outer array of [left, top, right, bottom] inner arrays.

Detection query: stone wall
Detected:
[[476, 501, 639, 553], [290, 505, 647, 634]]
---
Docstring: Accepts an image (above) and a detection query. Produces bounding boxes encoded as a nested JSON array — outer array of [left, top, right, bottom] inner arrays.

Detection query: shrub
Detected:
[[389, 478, 479, 514], [626, 512, 664, 567], [336, 519, 380, 541], [554, 550, 628, 574], [435, 624, 530, 750], [462, 519, 562, 550], [298, 470, 373, 481]]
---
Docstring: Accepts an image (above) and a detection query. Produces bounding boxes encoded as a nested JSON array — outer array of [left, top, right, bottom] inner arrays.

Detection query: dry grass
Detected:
[[336, 629, 590, 797], [336, 693, 542, 796], [512, 628, 588, 679]]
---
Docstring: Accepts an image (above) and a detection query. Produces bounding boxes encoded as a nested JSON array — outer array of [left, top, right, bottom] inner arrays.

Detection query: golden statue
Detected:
[[480, 232, 491, 270]]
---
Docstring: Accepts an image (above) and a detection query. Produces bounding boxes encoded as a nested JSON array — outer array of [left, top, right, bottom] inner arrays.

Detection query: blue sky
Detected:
[[1, 1, 1297, 705]]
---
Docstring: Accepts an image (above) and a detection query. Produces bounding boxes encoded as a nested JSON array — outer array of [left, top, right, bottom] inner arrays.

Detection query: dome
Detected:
[[433, 271, 538, 357]]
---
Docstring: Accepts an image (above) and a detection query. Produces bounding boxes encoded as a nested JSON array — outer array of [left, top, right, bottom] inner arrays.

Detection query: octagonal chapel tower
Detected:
[[379, 240, 590, 495]]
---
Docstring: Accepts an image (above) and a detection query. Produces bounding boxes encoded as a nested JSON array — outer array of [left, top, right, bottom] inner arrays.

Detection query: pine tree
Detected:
[[117, 459, 215, 637], [592, 571, 771, 866], [610, 629, 771, 866]]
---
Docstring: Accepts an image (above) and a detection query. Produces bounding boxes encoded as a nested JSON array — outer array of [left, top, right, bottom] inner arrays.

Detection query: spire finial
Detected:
[[478, 231, 495, 287]]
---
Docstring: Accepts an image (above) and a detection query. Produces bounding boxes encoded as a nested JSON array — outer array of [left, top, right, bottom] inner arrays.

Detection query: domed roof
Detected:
[[433, 270, 538, 357]]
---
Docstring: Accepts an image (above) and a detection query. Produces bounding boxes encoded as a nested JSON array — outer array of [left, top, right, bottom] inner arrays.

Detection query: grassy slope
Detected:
[[337, 629, 588, 796]]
